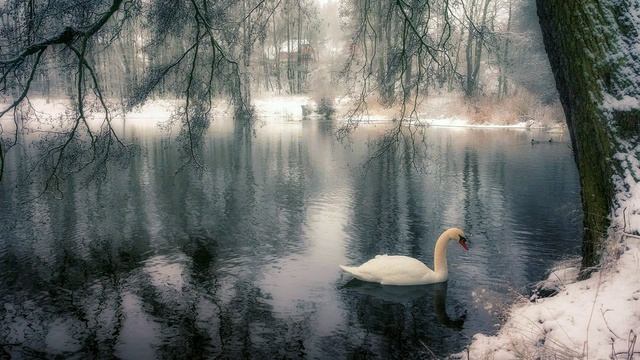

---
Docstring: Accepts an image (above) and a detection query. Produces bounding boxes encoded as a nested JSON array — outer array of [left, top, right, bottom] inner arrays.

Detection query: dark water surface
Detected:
[[0, 118, 582, 359]]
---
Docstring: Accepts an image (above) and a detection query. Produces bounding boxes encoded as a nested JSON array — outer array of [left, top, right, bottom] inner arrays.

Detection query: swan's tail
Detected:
[[339, 265, 361, 278]]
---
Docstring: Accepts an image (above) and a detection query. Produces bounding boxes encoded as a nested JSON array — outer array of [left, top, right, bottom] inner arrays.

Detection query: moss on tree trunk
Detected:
[[537, 1, 640, 268]]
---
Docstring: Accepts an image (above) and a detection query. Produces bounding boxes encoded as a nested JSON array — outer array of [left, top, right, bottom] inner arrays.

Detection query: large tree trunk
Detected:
[[537, 1, 640, 268]]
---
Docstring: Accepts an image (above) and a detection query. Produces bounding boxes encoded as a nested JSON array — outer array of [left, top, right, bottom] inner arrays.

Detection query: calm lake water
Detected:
[[0, 117, 582, 358]]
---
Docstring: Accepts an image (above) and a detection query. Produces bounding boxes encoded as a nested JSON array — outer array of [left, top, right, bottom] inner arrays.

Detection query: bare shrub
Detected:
[[461, 88, 566, 126]]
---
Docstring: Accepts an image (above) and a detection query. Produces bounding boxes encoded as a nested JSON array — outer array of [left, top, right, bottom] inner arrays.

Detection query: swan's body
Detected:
[[339, 228, 468, 285], [340, 255, 444, 285]]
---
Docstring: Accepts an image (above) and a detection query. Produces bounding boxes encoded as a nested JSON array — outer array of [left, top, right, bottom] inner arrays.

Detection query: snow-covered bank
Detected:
[[418, 117, 549, 130], [252, 96, 316, 119], [4, 97, 315, 121], [126, 95, 315, 120], [457, 144, 640, 360], [331, 95, 565, 130], [5, 97, 566, 132], [459, 238, 639, 359]]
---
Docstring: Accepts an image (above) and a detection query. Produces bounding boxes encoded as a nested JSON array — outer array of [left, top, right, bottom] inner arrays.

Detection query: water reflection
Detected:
[[0, 121, 581, 358], [343, 280, 465, 329]]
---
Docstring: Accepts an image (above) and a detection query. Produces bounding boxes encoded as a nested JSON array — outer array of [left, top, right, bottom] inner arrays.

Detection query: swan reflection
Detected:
[[341, 279, 465, 329]]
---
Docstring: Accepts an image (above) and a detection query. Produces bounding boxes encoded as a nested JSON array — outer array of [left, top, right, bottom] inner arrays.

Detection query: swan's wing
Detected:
[[357, 255, 434, 285]]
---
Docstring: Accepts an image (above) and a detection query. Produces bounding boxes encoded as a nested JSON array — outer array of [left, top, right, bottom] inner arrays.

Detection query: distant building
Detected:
[[265, 39, 316, 66]]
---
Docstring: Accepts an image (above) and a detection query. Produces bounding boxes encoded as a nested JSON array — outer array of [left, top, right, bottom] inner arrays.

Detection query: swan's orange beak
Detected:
[[459, 236, 469, 251]]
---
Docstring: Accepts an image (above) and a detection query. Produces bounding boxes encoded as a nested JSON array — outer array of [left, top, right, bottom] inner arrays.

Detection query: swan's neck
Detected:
[[433, 232, 450, 275]]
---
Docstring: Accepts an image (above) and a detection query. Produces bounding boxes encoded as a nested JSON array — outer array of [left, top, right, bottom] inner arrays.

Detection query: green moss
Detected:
[[613, 109, 640, 137], [537, 0, 639, 267]]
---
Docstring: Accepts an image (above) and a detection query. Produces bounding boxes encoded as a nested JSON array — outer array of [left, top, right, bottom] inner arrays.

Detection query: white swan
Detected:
[[339, 228, 469, 285]]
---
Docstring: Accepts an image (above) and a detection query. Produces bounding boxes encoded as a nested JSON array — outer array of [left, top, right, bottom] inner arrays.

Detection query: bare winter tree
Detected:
[[0, 0, 556, 191], [0, 0, 282, 192], [0, 0, 132, 192], [337, 0, 465, 163]]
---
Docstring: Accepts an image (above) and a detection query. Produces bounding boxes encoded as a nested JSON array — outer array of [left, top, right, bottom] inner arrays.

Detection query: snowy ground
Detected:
[[418, 117, 546, 130], [6, 97, 564, 132], [458, 237, 639, 359]]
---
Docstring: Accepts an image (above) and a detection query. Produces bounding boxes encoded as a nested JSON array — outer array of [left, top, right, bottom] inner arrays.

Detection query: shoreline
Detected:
[[1, 97, 566, 134]]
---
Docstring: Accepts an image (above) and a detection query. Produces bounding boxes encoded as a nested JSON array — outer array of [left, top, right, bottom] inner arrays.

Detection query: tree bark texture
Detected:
[[537, 0, 640, 267]]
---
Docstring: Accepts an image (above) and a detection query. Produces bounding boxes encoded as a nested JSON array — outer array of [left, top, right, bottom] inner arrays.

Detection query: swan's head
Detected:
[[447, 228, 469, 251]]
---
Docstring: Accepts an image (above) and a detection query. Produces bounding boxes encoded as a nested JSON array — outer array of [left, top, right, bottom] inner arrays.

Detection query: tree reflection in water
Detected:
[[0, 123, 582, 358]]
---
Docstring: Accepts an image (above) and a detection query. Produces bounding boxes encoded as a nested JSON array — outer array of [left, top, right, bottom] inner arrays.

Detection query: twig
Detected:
[[600, 307, 622, 340], [627, 330, 637, 360], [418, 339, 438, 359], [583, 269, 604, 359], [622, 207, 640, 240]]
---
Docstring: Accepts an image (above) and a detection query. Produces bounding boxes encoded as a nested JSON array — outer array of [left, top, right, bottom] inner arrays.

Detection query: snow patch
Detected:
[[420, 117, 542, 129], [603, 93, 640, 112], [252, 96, 316, 120]]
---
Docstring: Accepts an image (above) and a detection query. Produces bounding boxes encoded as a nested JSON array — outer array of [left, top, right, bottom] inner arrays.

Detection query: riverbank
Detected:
[[458, 237, 639, 359], [1, 96, 566, 133], [329, 93, 566, 130], [456, 144, 640, 360]]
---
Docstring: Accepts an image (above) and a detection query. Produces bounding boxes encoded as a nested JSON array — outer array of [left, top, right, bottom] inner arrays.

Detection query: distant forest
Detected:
[[0, 0, 556, 105], [0, 0, 560, 187]]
